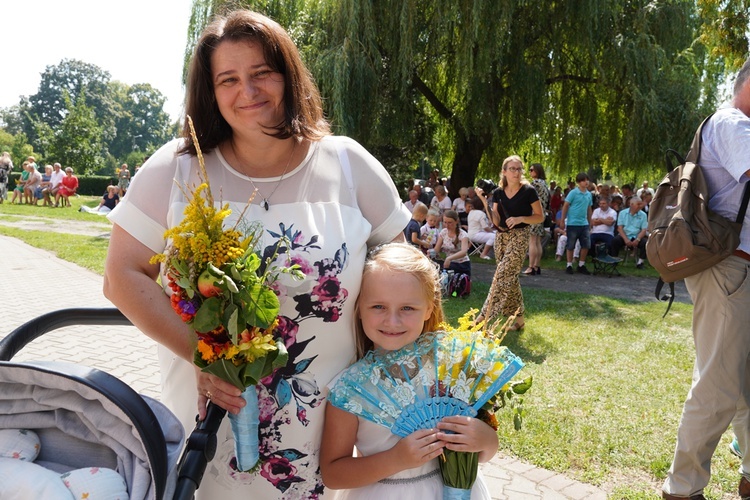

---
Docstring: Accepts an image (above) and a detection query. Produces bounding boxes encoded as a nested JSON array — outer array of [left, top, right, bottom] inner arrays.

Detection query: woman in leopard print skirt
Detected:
[[475, 155, 545, 331]]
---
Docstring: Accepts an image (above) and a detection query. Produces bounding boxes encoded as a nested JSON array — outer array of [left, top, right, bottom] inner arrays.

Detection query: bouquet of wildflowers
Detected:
[[151, 117, 304, 471], [327, 309, 532, 499], [435, 310, 532, 498]]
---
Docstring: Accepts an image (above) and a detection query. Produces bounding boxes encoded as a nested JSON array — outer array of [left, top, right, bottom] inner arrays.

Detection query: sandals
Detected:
[[508, 321, 525, 332]]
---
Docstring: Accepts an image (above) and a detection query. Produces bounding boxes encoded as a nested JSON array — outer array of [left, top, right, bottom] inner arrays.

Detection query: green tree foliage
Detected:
[[108, 82, 173, 160], [5, 59, 175, 173], [21, 59, 116, 147], [45, 91, 106, 175], [0, 129, 36, 168], [311, 0, 717, 189], [698, 0, 750, 71], [188, 1, 737, 190]]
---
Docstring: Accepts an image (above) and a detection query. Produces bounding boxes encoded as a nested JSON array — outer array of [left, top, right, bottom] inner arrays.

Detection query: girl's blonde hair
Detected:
[[355, 243, 444, 358]]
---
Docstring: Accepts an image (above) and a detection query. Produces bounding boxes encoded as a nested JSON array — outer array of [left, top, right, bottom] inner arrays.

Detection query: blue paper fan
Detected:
[[328, 331, 524, 436]]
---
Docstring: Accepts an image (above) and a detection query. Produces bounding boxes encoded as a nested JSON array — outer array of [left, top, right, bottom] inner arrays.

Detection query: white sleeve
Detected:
[[337, 137, 411, 246]]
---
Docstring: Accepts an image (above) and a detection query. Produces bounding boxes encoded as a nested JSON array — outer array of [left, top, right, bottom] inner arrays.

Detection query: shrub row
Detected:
[[9, 172, 120, 196]]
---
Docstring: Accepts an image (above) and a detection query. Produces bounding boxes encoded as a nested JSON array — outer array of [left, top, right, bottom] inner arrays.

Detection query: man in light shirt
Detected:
[[662, 56, 750, 500], [42, 163, 65, 206]]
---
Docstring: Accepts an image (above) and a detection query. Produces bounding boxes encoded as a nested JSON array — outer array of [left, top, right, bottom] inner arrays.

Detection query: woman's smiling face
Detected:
[[211, 39, 286, 134]]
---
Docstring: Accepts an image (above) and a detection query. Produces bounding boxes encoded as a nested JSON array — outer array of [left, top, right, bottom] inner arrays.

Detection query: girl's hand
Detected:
[[194, 366, 245, 420], [392, 428, 445, 469], [437, 416, 499, 462]]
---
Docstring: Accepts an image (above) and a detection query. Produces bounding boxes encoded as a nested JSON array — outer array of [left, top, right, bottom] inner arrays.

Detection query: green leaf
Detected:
[[272, 340, 289, 371], [193, 297, 222, 332], [225, 304, 239, 343], [243, 284, 280, 329], [201, 359, 245, 392], [207, 262, 225, 277], [511, 375, 533, 395], [241, 356, 270, 386], [230, 265, 242, 282], [243, 252, 261, 274], [224, 275, 239, 293]]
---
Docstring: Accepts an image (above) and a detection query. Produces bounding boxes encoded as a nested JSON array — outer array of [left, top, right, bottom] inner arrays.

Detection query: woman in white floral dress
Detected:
[[103, 10, 409, 499]]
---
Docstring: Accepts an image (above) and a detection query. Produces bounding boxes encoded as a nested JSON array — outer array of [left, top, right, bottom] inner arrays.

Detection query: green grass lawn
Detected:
[[0, 203, 740, 499]]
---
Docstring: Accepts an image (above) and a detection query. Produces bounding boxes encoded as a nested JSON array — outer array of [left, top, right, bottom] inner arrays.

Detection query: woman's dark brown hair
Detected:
[[179, 10, 330, 156]]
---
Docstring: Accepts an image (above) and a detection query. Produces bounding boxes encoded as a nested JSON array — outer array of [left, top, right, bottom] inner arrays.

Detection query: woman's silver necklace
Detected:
[[237, 141, 297, 211]]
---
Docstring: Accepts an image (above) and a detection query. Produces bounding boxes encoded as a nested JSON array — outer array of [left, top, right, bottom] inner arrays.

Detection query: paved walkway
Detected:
[[0, 233, 608, 499]]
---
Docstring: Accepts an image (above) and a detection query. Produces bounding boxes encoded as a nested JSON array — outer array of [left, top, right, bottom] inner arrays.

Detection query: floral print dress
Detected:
[[109, 136, 410, 499]]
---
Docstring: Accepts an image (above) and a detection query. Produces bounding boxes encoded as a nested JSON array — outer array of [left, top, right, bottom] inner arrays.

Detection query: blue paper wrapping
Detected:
[[229, 385, 260, 471], [443, 484, 472, 499]]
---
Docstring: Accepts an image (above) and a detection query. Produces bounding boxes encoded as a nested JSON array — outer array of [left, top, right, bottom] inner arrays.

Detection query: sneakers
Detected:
[[565, 266, 574, 275], [577, 265, 591, 275], [731, 437, 743, 459], [636, 262, 644, 269]]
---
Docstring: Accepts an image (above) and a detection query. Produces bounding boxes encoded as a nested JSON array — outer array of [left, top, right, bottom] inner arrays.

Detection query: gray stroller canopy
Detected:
[[0, 360, 184, 500]]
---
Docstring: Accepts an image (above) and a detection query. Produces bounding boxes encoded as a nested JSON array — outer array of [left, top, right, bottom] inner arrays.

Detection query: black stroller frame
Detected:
[[0, 307, 227, 500]]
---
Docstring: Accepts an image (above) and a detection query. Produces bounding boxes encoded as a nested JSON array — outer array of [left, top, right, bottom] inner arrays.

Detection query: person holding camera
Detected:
[[475, 155, 545, 330]]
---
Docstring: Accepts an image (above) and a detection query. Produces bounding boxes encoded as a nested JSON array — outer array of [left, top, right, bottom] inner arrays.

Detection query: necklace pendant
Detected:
[[262, 199, 269, 211]]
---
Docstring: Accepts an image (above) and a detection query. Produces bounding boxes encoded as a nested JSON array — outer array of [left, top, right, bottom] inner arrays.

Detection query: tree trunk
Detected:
[[449, 131, 491, 196]]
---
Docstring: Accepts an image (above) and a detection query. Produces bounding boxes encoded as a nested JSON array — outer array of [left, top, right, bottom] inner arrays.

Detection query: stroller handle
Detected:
[[173, 402, 227, 500], [0, 307, 131, 361]]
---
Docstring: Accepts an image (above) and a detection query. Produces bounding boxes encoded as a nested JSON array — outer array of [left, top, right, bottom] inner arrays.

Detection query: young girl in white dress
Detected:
[[319, 243, 494, 499]]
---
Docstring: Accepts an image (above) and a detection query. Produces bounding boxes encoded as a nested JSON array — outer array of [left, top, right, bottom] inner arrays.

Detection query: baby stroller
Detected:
[[0, 308, 227, 500]]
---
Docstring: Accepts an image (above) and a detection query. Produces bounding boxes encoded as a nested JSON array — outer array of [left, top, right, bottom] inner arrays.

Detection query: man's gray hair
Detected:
[[630, 196, 642, 205], [734, 56, 750, 97]]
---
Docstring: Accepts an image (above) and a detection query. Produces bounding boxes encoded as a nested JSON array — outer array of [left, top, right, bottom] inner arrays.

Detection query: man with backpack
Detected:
[[662, 56, 750, 500]]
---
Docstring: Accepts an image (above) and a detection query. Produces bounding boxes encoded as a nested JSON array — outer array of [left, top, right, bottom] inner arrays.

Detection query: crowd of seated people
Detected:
[[404, 177, 497, 263], [550, 181, 652, 269], [401, 175, 654, 274], [4, 157, 80, 207], [0, 154, 139, 209]]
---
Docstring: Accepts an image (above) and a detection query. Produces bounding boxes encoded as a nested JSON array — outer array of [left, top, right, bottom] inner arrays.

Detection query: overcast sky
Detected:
[[2, 1, 192, 121]]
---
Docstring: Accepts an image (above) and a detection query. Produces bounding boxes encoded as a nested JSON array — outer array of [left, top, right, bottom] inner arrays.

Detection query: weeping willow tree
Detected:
[[311, 0, 721, 188], [186, 0, 741, 187]]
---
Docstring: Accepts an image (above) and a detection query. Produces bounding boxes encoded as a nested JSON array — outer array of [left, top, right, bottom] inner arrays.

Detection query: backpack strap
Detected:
[[736, 182, 750, 224], [684, 113, 714, 165], [655, 278, 675, 318]]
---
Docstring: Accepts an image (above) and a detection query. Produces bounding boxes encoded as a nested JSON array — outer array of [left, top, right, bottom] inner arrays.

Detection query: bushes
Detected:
[[9, 172, 115, 196]]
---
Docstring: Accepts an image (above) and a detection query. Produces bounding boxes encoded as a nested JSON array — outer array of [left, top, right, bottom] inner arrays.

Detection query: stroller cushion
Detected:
[[0, 432, 130, 500], [0, 456, 74, 499], [0, 428, 40, 462], [63, 466, 129, 500]]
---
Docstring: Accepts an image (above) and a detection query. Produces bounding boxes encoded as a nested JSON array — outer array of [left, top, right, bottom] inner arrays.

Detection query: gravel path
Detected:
[[469, 260, 691, 305]]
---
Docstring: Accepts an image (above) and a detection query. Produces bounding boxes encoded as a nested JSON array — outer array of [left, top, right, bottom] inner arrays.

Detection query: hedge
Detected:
[[9, 172, 118, 196]]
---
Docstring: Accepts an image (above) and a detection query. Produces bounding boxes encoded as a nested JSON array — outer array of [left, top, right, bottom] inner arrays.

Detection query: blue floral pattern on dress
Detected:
[[230, 223, 349, 497]]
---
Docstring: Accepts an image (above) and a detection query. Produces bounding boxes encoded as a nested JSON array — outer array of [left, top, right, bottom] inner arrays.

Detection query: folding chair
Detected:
[[469, 240, 485, 257], [592, 243, 622, 277]]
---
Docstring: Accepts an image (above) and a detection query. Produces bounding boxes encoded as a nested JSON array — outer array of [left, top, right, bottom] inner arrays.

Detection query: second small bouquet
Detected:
[[151, 117, 304, 471]]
